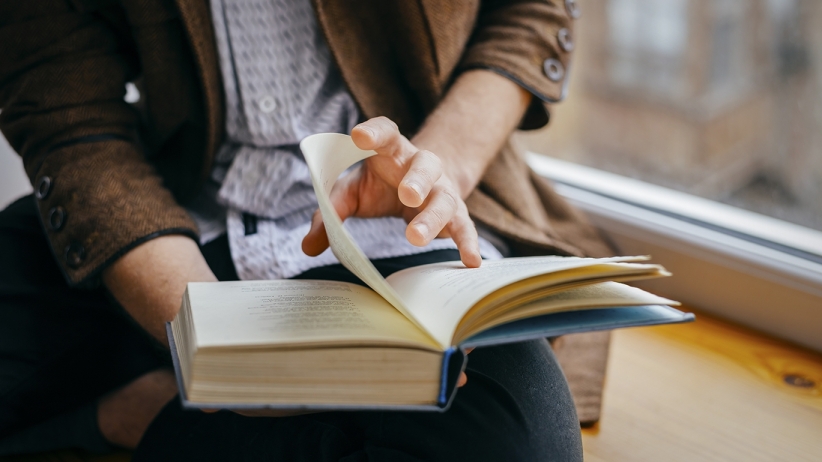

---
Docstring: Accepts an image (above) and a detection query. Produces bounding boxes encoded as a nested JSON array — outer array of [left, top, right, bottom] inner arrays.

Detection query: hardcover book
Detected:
[[167, 133, 694, 411]]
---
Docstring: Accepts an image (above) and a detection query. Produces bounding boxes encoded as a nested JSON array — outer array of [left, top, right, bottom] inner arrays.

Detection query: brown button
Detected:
[[565, 0, 581, 19], [35, 176, 52, 200], [48, 206, 67, 231], [64, 242, 86, 268], [558, 28, 574, 52], [543, 59, 565, 82]]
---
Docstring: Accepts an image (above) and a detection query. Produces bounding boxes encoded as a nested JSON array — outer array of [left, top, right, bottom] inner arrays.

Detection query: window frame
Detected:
[[528, 152, 822, 353]]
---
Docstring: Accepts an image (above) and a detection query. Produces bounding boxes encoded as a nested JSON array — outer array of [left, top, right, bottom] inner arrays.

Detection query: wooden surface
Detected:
[[582, 308, 822, 462], [3, 308, 820, 461]]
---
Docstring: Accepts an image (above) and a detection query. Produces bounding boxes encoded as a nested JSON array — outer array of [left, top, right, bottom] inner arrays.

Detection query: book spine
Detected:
[[438, 347, 457, 406]]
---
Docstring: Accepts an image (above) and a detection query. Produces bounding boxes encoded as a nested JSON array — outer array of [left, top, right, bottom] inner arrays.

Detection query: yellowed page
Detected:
[[384, 256, 664, 347], [187, 280, 440, 351], [300, 133, 438, 343], [457, 263, 668, 330], [453, 281, 679, 343], [298, 134, 667, 348]]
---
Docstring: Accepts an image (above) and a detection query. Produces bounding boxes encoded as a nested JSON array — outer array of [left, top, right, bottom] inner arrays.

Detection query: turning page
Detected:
[[300, 134, 439, 344]]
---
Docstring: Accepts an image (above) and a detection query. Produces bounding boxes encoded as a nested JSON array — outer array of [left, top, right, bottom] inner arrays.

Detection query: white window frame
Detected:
[[527, 153, 822, 353]]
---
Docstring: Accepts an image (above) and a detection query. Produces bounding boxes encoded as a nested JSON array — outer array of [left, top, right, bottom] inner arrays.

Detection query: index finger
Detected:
[[399, 150, 442, 208], [351, 118, 416, 170], [351, 117, 411, 151], [446, 205, 482, 268]]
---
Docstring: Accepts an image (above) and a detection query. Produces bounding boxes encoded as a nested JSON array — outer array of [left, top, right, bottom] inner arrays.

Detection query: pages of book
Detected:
[[385, 257, 666, 347], [300, 134, 437, 342], [300, 133, 673, 348], [187, 280, 439, 350], [451, 281, 678, 343]]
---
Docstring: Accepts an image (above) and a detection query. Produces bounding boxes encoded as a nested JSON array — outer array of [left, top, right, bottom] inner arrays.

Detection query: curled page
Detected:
[[300, 133, 440, 346]]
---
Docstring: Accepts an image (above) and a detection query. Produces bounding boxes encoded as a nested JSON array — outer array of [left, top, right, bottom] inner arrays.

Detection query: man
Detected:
[[0, 0, 608, 459]]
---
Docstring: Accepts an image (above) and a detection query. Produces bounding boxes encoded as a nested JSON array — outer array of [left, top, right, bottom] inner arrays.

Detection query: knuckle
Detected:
[[375, 116, 398, 133], [439, 188, 459, 210], [428, 207, 449, 227], [458, 218, 478, 239], [409, 165, 437, 186], [418, 150, 442, 168]]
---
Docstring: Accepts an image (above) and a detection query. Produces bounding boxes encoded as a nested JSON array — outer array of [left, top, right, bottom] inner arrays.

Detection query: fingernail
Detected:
[[414, 223, 429, 239], [406, 182, 422, 199]]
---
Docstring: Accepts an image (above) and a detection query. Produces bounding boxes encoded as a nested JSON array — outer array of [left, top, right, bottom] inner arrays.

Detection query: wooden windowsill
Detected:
[[2, 308, 820, 461], [583, 307, 822, 461]]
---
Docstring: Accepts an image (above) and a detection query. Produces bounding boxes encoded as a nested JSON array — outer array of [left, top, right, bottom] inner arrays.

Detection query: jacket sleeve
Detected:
[[458, 0, 579, 129], [0, 1, 199, 287]]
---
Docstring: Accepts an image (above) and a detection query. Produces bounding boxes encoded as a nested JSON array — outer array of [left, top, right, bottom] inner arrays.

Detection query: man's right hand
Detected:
[[302, 117, 482, 269]]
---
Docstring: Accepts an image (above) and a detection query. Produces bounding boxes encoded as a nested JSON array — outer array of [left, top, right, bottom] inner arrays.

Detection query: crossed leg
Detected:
[[0, 196, 583, 460]]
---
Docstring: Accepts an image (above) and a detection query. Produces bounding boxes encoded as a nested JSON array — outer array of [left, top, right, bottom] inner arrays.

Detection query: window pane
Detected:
[[518, 0, 822, 231]]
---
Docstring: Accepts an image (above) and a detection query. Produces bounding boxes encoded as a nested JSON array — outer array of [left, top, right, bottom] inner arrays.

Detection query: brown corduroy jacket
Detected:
[[0, 0, 611, 424]]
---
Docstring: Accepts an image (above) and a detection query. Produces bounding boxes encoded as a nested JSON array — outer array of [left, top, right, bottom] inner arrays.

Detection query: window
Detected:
[[519, 0, 822, 232], [607, 0, 689, 97], [519, 0, 822, 350]]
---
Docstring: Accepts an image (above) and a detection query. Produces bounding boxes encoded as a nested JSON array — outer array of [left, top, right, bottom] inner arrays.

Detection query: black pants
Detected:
[[0, 195, 582, 461]]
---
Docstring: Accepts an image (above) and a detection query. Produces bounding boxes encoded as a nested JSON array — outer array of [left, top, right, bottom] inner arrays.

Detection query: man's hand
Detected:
[[301, 70, 531, 269], [301, 117, 482, 268]]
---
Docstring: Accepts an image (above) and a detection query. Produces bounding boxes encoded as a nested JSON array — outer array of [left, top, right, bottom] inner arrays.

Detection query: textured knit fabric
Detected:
[[197, 0, 501, 280], [551, 331, 612, 426]]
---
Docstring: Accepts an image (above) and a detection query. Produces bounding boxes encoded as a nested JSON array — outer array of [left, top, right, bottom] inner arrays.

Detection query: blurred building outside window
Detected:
[[517, 0, 822, 232]]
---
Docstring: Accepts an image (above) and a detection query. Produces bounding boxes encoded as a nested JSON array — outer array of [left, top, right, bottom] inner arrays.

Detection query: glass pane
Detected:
[[517, 0, 822, 231]]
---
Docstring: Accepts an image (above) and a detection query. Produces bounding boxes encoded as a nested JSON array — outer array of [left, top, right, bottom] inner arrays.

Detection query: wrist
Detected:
[[410, 136, 476, 199], [103, 234, 216, 344], [410, 70, 532, 199]]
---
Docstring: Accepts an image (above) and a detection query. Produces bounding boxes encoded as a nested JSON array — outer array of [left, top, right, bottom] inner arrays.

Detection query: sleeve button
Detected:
[[48, 206, 67, 231], [35, 176, 52, 200], [565, 0, 581, 19], [543, 59, 566, 82], [558, 28, 574, 52], [64, 242, 86, 268]]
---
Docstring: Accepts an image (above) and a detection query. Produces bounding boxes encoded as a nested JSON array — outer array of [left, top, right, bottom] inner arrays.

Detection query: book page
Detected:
[[453, 281, 678, 343], [385, 256, 662, 347], [300, 134, 438, 344], [187, 280, 440, 351]]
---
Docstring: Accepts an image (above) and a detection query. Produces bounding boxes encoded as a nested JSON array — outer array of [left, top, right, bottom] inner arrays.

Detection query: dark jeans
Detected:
[[0, 195, 582, 461]]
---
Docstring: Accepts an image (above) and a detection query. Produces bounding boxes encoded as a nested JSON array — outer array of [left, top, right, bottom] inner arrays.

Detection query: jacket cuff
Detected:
[[31, 139, 199, 287], [458, 1, 578, 130]]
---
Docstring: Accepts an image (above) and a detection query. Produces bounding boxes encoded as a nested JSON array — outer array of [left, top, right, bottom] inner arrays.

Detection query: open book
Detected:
[[168, 133, 694, 411]]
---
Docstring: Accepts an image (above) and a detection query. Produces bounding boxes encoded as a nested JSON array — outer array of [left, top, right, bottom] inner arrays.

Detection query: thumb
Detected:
[[301, 209, 329, 256], [301, 170, 361, 256]]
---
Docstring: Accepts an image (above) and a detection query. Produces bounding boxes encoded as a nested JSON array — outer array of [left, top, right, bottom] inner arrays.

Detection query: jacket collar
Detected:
[[175, 0, 224, 181], [310, 0, 420, 131]]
